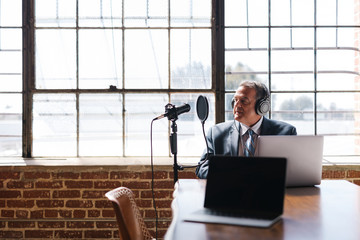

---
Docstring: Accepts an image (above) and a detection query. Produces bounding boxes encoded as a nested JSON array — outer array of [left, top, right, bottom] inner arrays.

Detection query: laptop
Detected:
[[184, 156, 287, 228], [257, 135, 324, 187]]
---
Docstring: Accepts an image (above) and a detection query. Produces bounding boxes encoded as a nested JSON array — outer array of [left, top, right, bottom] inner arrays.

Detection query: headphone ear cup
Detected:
[[256, 98, 271, 116]]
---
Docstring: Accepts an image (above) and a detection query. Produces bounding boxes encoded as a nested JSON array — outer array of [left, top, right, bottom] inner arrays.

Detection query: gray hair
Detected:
[[239, 80, 269, 101]]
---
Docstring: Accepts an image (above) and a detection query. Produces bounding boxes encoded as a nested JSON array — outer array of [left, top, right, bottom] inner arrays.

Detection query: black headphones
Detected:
[[231, 83, 271, 116]]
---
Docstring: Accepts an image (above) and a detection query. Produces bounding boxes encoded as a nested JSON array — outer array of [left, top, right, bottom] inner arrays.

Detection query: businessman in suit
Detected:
[[196, 80, 297, 179]]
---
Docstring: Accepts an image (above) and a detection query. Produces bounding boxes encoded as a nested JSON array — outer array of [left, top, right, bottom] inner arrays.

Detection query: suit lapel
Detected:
[[229, 121, 240, 156]]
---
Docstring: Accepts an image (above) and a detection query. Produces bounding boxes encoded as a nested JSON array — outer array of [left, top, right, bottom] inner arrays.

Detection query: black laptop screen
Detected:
[[204, 156, 287, 217]]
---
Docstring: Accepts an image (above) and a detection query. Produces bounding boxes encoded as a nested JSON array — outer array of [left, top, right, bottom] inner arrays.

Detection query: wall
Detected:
[[0, 164, 360, 239]]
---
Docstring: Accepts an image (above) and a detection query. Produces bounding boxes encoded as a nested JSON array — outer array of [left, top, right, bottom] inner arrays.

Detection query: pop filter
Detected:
[[196, 95, 209, 124]]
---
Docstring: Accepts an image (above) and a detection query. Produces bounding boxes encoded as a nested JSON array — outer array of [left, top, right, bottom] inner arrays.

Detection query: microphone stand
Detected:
[[170, 118, 184, 184]]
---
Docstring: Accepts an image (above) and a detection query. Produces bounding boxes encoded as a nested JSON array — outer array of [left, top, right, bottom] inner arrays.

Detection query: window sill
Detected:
[[0, 156, 200, 167]]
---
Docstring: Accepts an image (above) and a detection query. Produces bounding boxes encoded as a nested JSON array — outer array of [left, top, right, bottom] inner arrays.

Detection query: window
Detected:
[[1, 0, 359, 161]]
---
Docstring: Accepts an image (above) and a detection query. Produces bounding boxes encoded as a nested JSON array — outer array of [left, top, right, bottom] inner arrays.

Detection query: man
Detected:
[[195, 80, 297, 179]]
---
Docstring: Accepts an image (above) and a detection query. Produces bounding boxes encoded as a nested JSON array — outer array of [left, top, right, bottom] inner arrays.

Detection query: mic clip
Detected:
[[165, 103, 178, 121]]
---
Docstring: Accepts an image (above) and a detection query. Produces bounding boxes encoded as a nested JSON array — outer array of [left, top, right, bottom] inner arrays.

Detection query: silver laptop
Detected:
[[184, 156, 287, 228], [257, 135, 324, 187]]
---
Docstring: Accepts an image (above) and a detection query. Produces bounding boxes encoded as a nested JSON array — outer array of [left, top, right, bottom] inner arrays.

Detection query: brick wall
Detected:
[[0, 164, 359, 239], [0, 165, 196, 239]]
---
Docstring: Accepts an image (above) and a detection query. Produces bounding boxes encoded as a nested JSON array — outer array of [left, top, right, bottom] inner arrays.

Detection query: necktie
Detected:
[[244, 129, 255, 157]]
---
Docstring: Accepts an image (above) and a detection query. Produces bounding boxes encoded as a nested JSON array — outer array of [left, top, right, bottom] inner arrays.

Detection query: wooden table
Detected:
[[165, 179, 360, 240]]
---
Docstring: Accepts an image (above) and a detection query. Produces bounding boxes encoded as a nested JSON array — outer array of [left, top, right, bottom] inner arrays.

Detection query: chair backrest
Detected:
[[105, 187, 153, 240]]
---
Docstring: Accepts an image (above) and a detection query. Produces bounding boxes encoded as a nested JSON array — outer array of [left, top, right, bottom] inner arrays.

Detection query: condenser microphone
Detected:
[[154, 103, 191, 120]]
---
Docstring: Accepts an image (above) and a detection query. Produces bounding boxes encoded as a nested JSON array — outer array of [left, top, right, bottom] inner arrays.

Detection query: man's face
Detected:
[[233, 86, 261, 127]]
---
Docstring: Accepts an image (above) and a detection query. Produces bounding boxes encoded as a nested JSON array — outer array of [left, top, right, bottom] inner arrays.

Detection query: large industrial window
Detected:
[[1, 0, 359, 161]]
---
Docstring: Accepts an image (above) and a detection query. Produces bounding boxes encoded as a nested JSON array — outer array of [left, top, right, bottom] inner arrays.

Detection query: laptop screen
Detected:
[[204, 156, 287, 218]]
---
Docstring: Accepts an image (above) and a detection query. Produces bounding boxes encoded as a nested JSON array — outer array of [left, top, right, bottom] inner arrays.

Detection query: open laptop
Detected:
[[184, 156, 287, 228], [257, 135, 324, 187]]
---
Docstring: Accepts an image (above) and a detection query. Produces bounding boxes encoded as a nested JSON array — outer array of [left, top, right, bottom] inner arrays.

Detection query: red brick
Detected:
[[94, 181, 121, 189], [45, 210, 58, 218], [52, 172, 80, 179], [144, 210, 156, 218], [59, 210, 72, 218], [156, 199, 172, 208], [36, 200, 64, 208], [177, 171, 197, 179], [123, 181, 150, 189], [84, 230, 112, 238], [141, 190, 172, 199], [322, 170, 345, 179], [7, 200, 34, 208], [73, 210, 86, 218], [1, 210, 14, 218], [36, 181, 63, 188], [66, 200, 93, 208], [96, 221, 117, 228], [24, 190, 50, 198], [81, 172, 109, 179], [16, 210, 29, 219], [347, 170, 360, 178], [67, 221, 94, 228], [102, 210, 115, 217], [8, 221, 36, 228], [110, 171, 140, 179], [158, 210, 172, 218], [0, 222, 4, 228], [82, 190, 107, 199], [353, 180, 360, 186], [0, 190, 21, 198], [7, 181, 34, 189], [65, 181, 93, 188], [24, 172, 50, 179], [0, 231, 23, 238], [53, 190, 80, 198], [0, 200, 5, 207], [54, 230, 82, 239], [38, 221, 65, 228], [153, 180, 175, 189], [95, 200, 113, 208], [30, 210, 44, 219], [88, 210, 100, 217], [25, 230, 53, 238], [140, 171, 168, 179], [0, 172, 20, 179], [135, 199, 152, 208]]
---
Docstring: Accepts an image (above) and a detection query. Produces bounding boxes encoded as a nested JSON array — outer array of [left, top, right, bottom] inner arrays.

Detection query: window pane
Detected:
[[171, 93, 215, 157], [171, 29, 211, 89], [225, 0, 247, 26], [271, 73, 314, 91], [324, 136, 358, 156], [271, 93, 315, 135], [35, 0, 76, 27], [124, 0, 168, 27], [317, 28, 356, 48], [271, 50, 314, 72], [272, 28, 314, 48], [0, 51, 22, 74], [79, 94, 123, 156], [0, 0, 21, 27], [33, 94, 76, 157], [271, 0, 314, 26], [317, 50, 355, 72], [79, 29, 123, 89], [0, 94, 22, 156], [125, 94, 168, 156], [170, 0, 211, 27], [36, 29, 76, 89], [317, 73, 358, 91], [125, 30, 168, 89], [317, 93, 358, 135], [79, 0, 122, 27], [317, 0, 355, 25]]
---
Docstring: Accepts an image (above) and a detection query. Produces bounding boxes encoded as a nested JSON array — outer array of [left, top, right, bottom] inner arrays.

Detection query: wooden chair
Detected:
[[105, 187, 154, 240]]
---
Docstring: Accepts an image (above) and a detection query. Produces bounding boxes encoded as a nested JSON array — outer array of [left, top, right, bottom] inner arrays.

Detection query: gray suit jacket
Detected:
[[195, 117, 297, 179]]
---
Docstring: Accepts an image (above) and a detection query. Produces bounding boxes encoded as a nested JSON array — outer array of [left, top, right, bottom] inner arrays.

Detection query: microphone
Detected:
[[154, 103, 191, 120]]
